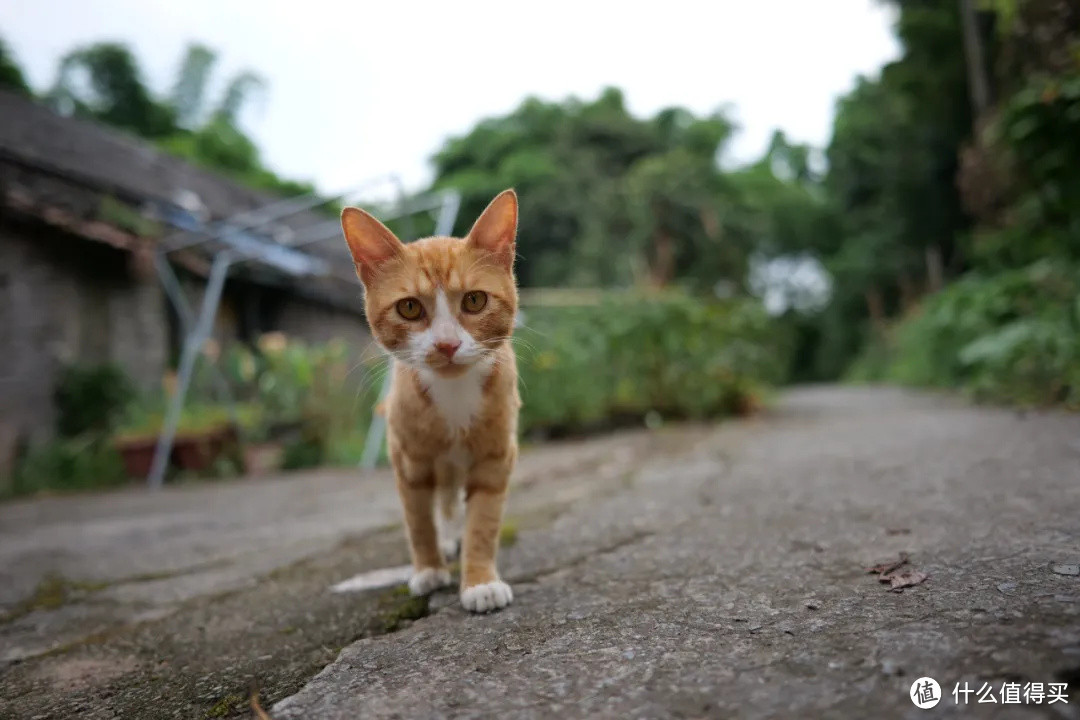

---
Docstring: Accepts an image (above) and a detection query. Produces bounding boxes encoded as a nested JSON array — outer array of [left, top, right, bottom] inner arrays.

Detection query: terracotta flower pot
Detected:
[[114, 436, 158, 479], [242, 442, 283, 476], [172, 425, 240, 472]]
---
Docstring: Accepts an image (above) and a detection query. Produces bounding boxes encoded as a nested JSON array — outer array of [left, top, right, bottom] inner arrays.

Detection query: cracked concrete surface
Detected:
[[2, 387, 1079, 719]]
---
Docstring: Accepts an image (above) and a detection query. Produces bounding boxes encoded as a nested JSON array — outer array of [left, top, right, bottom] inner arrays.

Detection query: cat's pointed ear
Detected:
[[466, 189, 517, 267], [341, 207, 404, 282]]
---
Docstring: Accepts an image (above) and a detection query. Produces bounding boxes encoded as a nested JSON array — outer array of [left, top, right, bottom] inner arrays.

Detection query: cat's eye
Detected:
[[396, 298, 424, 321], [462, 291, 488, 313]]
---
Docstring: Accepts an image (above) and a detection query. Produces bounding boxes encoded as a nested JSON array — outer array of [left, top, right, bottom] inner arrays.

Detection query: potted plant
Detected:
[[170, 406, 238, 472], [113, 405, 244, 479]]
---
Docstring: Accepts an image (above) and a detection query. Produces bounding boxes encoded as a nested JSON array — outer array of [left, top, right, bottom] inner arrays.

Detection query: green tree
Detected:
[[49, 43, 177, 137], [0, 36, 32, 95], [169, 43, 266, 128], [44, 40, 308, 199], [170, 43, 216, 128], [430, 89, 747, 290], [215, 71, 265, 125]]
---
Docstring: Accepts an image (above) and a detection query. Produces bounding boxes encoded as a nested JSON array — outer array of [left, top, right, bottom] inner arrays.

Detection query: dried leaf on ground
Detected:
[[886, 571, 928, 592], [867, 552, 910, 576]]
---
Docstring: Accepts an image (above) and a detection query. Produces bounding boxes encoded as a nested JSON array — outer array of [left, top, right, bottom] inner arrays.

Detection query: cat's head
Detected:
[[341, 189, 518, 378]]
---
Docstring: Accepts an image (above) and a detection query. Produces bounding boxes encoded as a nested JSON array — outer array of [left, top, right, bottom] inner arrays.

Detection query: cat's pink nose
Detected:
[[435, 341, 460, 359]]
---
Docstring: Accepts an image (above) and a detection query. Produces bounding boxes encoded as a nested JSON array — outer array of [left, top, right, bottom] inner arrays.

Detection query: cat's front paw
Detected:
[[460, 580, 513, 613], [408, 567, 451, 596]]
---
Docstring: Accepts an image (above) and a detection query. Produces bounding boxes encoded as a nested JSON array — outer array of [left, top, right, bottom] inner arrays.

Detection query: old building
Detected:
[[0, 90, 372, 451]]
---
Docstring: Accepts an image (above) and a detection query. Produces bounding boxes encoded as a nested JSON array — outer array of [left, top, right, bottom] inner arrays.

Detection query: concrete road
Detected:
[[1, 386, 1079, 719]]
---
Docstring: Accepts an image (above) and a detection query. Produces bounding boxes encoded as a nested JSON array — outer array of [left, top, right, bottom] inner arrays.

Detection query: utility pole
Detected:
[[958, 0, 991, 116]]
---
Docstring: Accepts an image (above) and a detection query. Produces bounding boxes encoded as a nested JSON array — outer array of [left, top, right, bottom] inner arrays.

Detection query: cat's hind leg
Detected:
[[434, 451, 466, 562], [436, 482, 464, 563]]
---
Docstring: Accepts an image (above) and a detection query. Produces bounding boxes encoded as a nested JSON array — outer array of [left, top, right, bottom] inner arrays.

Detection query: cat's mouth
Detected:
[[424, 350, 475, 377], [426, 357, 472, 378]]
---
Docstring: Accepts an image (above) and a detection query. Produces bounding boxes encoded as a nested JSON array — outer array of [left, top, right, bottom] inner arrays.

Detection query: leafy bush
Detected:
[[54, 363, 135, 437], [8, 438, 127, 497], [516, 295, 787, 435], [281, 437, 325, 470], [965, 73, 1080, 270], [224, 335, 380, 467], [114, 402, 236, 441], [849, 260, 1080, 407]]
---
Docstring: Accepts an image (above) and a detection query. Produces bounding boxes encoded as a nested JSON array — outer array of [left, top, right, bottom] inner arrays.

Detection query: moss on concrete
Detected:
[[203, 692, 246, 718], [499, 521, 519, 547], [379, 587, 430, 632], [2, 574, 109, 624]]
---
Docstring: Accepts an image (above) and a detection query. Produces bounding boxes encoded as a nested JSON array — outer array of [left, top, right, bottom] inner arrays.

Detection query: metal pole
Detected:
[[147, 174, 446, 481], [286, 191, 457, 247], [434, 190, 461, 238], [161, 174, 399, 255], [147, 252, 234, 489], [155, 251, 195, 330], [154, 251, 238, 421], [392, 176, 415, 243], [958, 0, 991, 116], [359, 373, 392, 470]]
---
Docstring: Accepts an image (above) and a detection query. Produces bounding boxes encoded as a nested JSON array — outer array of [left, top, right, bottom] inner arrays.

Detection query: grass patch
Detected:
[[5, 437, 129, 499], [499, 521, 519, 548], [378, 587, 429, 632], [203, 692, 246, 719], [1, 573, 109, 623]]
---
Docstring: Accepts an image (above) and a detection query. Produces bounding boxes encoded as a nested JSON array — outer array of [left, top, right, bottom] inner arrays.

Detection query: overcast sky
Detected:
[[2, 1, 900, 199]]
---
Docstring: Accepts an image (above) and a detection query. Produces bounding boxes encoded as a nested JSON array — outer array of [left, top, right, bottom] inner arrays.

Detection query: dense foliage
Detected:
[[219, 335, 379, 468], [4, 363, 134, 498], [5, 0, 1077, 496], [517, 296, 786, 436], [850, 260, 1080, 406], [850, 0, 1080, 404], [0, 36, 31, 95], [54, 363, 135, 437], [428, 90, 829, 297], [9, 437, 127, 497]]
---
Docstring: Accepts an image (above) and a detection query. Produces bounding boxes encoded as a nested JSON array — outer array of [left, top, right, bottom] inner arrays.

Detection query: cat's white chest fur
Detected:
[[416, 355, 494, 436], [416, 359, 494, 559]]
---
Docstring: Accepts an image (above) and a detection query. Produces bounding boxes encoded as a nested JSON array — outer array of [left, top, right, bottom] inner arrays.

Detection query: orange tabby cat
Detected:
[[341, 190, 520, 613]]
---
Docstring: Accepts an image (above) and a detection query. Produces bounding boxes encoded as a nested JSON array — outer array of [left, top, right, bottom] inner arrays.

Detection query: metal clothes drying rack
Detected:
[[147, 175, 461, 488]]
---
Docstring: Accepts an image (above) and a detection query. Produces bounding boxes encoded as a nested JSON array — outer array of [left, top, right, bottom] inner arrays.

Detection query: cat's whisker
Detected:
[[343, 357, 369, 381], [513, 322, 553, 342], [352, 356, 392, 397]]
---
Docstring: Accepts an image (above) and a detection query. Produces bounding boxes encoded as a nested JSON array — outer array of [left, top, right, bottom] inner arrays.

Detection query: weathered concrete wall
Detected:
[[0, 219, 167, 443], [274, 294, 372, 353], [171, 274, 373, 357], [0, 219, 372, 449]]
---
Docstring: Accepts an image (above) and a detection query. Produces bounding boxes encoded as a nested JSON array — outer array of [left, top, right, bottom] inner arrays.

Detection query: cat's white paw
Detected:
[[408, 567, 451, 596], [460, 580, 513, 613]]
